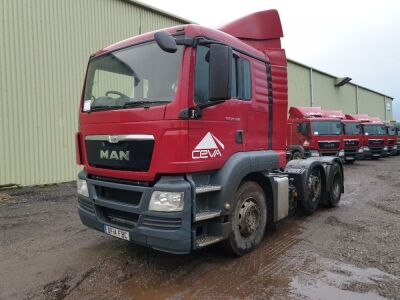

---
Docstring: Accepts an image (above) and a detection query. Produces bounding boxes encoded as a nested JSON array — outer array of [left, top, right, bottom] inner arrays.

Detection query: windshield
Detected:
[[387, 127, 396, 135], [84, 41, 183, 111], [344, 122, 361, 135], [311, 121, 342, 135], [363, 124, 386, 135]]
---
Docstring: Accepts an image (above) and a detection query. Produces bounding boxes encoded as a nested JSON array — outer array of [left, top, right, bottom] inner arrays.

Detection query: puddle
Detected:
[[290, 258, 396, 300]]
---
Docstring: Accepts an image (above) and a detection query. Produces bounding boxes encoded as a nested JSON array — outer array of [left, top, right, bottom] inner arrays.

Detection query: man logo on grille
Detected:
[[192, 132, 225, 160]]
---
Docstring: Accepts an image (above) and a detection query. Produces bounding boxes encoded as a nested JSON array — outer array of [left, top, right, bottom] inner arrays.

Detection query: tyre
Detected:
[[303, 167, 323, 214], [292, 151, 303, 160], [327, 163, 343, 207], [345, 159, 355, 165], [222, 181, 267, 256]]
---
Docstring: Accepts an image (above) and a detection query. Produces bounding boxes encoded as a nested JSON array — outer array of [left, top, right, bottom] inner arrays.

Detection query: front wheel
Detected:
[[345, 159, 355, 165], [222, 182, 267, 256]]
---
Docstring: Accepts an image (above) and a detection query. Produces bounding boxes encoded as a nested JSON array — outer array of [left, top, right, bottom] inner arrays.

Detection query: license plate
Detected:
[[104, 225, 130, 241], [347, 156, 354, 160]]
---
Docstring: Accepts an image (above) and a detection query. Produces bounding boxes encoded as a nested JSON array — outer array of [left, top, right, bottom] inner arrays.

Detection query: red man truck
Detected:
[[76, 10, 344, 255], [345, 114, 388, 159], [322, 110, 363, 164], [287, 107, 345, 161]]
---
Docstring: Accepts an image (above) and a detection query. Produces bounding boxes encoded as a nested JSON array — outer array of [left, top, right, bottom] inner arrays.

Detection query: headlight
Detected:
[[393, 145, 397, 150], [363, 146, 370, 151], [149, 191, 184, 212], [77, 179, 89, 197], [310, 150, 319, 157], [339, 150, 345, 157], [383, 146, 388, 151], [303, 140, 310, 147], [358, 148, 364, 153]]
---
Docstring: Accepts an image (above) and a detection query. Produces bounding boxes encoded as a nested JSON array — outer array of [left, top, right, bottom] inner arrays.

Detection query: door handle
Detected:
[[236, 130, 244, 144]]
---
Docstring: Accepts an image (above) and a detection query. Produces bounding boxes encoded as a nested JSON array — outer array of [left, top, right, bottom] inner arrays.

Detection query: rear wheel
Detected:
[[327, 163, 343, 207], [303, 167, 323, 214], [222, 182, 267, 256]]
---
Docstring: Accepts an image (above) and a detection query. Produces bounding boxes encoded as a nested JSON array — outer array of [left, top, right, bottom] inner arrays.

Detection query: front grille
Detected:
[[142, 216, 182, 230], [96, 186, 142, 206], [320, 151, 338, 157], [102, 207, 139, 229], [368, 139, 384, 146], [370, 147, 383, 154], [78, 197, 95, 213], [344, 149, 357, 156], [318, 141, 340, 149], [85, 139, 154, 171], [344, 140, 359, 147]]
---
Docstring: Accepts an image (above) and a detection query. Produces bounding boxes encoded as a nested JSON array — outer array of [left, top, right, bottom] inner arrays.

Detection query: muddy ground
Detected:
[[1, 157, 400, 300]]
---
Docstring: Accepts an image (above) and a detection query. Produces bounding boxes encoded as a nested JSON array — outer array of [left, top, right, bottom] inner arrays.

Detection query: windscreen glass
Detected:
[[311, 121, 342, 135], [387, 127, 396, 135], [84, 41, 183, 111], [363, 124, 386, 135], [344, 122, 361, 134]]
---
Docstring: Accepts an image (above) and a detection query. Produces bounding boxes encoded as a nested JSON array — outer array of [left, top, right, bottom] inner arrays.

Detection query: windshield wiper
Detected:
[[90, 105, 122, 112], [123, 100, 169, 108]]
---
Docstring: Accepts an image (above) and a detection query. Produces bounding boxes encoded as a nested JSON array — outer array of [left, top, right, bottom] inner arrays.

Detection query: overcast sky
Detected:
[[140, 0, 400, 120]]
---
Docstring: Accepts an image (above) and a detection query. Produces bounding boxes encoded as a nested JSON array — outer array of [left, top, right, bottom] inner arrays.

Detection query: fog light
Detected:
[[339, 150, 345, 157], [363, 146, 370, 151], [310, 150, 320, 157], [149, 191, 184, 212], [358, 148, 364, 153], [77, 179, 89, 197]]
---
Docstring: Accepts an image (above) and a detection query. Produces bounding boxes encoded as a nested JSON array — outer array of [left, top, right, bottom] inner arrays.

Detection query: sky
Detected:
[[139, 0, 400, 120]]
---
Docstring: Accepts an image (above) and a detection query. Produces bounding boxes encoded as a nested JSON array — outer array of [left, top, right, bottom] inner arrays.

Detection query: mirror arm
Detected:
[[178, 101, 225, 120], [176, 38, 194, 46]]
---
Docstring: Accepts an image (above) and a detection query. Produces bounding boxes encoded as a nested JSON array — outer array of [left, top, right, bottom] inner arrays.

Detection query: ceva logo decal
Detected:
[[192, 132, 225, 160]]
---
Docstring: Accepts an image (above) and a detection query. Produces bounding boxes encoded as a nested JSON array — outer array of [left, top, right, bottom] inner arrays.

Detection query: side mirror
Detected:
[[209, 44, 232, 101], [154, 31, 177, 53]]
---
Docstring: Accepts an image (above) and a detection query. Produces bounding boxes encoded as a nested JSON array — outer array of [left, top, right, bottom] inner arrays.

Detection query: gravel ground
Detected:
[[0, 157, 399, 299]]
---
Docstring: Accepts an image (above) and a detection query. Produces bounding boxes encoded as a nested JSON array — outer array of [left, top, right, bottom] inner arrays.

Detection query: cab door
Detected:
[[188, 45, 244, 170]]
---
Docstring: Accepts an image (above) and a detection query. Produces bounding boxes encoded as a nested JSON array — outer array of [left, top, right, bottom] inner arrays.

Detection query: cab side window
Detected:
[[194, 45, 252, 104], [298, 123, 310, 136]]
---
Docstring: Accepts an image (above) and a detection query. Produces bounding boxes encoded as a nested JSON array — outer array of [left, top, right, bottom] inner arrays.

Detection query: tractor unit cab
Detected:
[[75, 10, 344, 255], [287, 106, 344, 160], [385, 123, 397, 155], [345, 114, 388, 159], [322, 110, 363, 164]]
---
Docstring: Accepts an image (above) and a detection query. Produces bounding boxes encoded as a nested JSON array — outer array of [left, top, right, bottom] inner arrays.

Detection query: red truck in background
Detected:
[[75, 10, 344, 255], [345, 114, 388, 159], [287, 107, 344, 161], [322, 111, 363, 164]]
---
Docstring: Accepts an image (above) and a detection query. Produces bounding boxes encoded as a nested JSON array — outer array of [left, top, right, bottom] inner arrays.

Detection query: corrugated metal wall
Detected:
[[0, 0, 186, 186], [287, 60, 393, 120], [0, 0, 394, 186]]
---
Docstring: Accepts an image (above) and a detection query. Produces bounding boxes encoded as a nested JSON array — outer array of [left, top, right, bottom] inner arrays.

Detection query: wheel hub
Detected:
[[239, 198, 261, 237], [308, 174, 321, 203]]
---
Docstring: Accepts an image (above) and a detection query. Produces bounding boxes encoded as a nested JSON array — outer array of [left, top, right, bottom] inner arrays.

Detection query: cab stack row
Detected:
[[287, 106, 399, 164]]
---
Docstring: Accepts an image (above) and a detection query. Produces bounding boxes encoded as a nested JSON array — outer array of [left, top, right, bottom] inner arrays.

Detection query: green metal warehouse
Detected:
[[0, 0, 394, 186]]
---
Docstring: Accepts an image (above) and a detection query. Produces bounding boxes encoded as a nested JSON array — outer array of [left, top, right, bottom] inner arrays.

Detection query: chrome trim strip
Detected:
[[344, 139, 359, 141], [318, 140, 340, 143], [85, 134, 154, 142]]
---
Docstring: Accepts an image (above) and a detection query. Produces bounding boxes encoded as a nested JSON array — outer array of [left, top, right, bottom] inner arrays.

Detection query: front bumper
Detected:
[[344, 148, 363, 161], [304, 149, 345, 163], [77, 171, 192, 254]]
